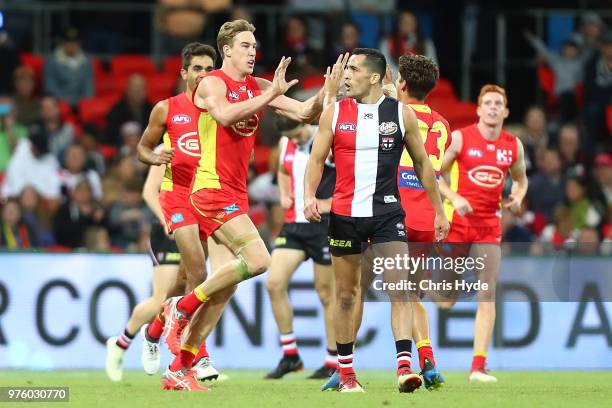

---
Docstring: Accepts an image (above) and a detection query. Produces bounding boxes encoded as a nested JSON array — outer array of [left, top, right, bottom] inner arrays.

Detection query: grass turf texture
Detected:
[[1, 370, 611, 408]]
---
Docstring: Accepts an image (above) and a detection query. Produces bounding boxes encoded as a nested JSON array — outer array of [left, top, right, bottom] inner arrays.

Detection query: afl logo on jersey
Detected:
[[379, 122, 398, 135], [172, 114, 191, 124], [228, 91, 240, 100], [467, 148, 483, 158], [468, 165, 504, 188], [177, 132, 201, 157], [338, 123, 356, 132]]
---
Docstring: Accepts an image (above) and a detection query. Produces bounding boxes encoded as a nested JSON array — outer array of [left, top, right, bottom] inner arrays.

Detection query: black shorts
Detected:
[[148, 223, 181, 265], [328, 209, 407, 256], [273, 217, 331, 265]]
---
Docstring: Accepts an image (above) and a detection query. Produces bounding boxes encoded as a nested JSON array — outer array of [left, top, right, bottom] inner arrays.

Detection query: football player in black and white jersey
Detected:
[[304, 48, 449, 393]]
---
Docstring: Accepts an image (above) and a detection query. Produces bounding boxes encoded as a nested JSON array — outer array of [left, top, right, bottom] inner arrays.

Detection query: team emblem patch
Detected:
[[224, 203, 239, 214], [379, 121, 398, 135], [381, 136, 395, 151], [177, 132, 200, 157], [171, 213, 184, 223], [172, 114, 191, 124]]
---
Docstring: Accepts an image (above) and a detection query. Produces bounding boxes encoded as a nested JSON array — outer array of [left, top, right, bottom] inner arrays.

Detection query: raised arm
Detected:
[[402, 104, 449, 240], [137, 100, 174, 166], [303, 104, 335, 222], [504, 138, 528, 213], [198, 57, 297, 128]]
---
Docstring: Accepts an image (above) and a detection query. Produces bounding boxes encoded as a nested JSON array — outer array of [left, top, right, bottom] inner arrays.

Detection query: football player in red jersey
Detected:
[[160, 20, 348, 391], [438, 84, 528, 382]]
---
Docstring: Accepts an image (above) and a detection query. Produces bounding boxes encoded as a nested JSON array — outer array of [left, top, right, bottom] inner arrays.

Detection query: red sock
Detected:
[[471, 354, 486, 372], [147, 315, 164, 341], [169, 346, 197, 372], [195, 342, 209, 361], [416, 339, 436, 370], [177, 291, 206, 316]]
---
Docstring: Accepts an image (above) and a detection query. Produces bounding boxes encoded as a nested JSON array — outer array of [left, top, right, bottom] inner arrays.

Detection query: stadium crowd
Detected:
[[0, 8, 610, 255]]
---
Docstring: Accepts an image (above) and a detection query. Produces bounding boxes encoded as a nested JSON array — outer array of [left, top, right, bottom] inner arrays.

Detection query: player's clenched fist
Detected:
[[304, 197, 321, 223], [153, 148, 175, 166], [434, 212, 450, 242]]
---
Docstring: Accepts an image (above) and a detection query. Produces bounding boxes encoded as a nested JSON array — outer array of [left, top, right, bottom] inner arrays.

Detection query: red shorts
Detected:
[[159, 190, 198, 234], [445, 222, 501, 244], [406, 227, 435, 257], [189, 188, 249, 240]]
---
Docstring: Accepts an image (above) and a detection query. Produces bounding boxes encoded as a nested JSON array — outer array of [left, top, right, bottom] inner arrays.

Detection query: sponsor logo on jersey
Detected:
[[329, 238, 352, 248], [224, 203, 239, 214], [171, 213, 185, 223], [228, 91, 240, 100], [384, 195, 398, 203], [379, 121, 398, 135], [380, 136, 395, 151], [177, 132, 201, 157], [497, 149, 513, 164], [467, 148, 483, 158], [486, 144, 496, 151], [363, 113, 374, 119], [232, 115, 259, 137], [467, 165, 504, 188], [338, 123, 356, 132], [239, 85, 247, 91], [172, 114, 191, 124], [399, 169, 424, 190]]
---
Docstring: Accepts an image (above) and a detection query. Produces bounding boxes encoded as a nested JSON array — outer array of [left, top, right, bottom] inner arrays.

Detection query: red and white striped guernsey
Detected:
[[279, 126, 335, 223], [331, 95, 405, 217]]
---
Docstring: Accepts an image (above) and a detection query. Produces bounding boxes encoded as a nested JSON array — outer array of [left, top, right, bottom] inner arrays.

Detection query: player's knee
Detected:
[[246, 251, 271, 276], [337, 288, 358, 310], [266, 277, 287, 296], [315, 282, 333, 306]]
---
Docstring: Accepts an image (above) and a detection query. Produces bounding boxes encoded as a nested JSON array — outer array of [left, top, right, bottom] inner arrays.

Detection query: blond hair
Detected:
[[217, 19, 256, 58], [478, 84, 508, 106]]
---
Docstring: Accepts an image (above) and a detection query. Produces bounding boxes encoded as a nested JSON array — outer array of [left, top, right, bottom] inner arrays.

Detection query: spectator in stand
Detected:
[[0, 199, 35, 249], [592, 152, 612, 210], [84, 226, 112, 252], [80, 124, 106, 175], [108, 177, 154, 250], [524, 29, 592, 123], [101, 156, 142, 207], [41, 96, 76, 161], [380, 10, 438, 74], [329, 22, 362, 66], [13, 66, 41, 126], [53, 179, 107, 248], [44, 28, 94, 107], [557, 124, 587, 179], [58, 143, 103, 200], [583, 31, 612, 151], [279, 15, 322, 78], [520, 105, 550, 175], [564, 176, 601, 230], [18, 186, 55, 246], [2, 124, 61, 212], [576, 227, 601, 255], [0, 96, 28, 172], [527, 148, 566, 222], [576, 12, 606, 55], [105, 74, 152, 149], [118, 121, 142, 157], [0, 31, 21, 95], [539, 205, 576, 252]]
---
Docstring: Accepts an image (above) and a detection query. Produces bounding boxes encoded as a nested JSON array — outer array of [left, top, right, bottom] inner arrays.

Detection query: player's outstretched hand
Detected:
[[503, 194, 522, 214], [153, 148, 175, 166], [272, 56, 299, 96], [434, 213, 450, 242], [304, 197, 321, 223], [451, 195, 473, 216], [324, 52, 349, 98]]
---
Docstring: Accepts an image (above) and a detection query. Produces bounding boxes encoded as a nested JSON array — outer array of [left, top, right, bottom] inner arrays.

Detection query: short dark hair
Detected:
[[181, 42, 217, 70], [276, 115, 301, 133], [352, 48, 386, 82], [397, 54, 439, 100]]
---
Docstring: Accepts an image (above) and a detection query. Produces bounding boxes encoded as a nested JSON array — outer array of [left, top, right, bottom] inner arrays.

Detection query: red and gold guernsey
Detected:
[[445, 123, 518, 228], [191, 69, 262, 199], [159, 92, 202, 233], [397, 104, 451, 231]]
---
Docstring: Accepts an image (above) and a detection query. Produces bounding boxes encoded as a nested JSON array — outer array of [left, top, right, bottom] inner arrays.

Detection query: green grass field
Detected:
[[1, 370, 611, 408]]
